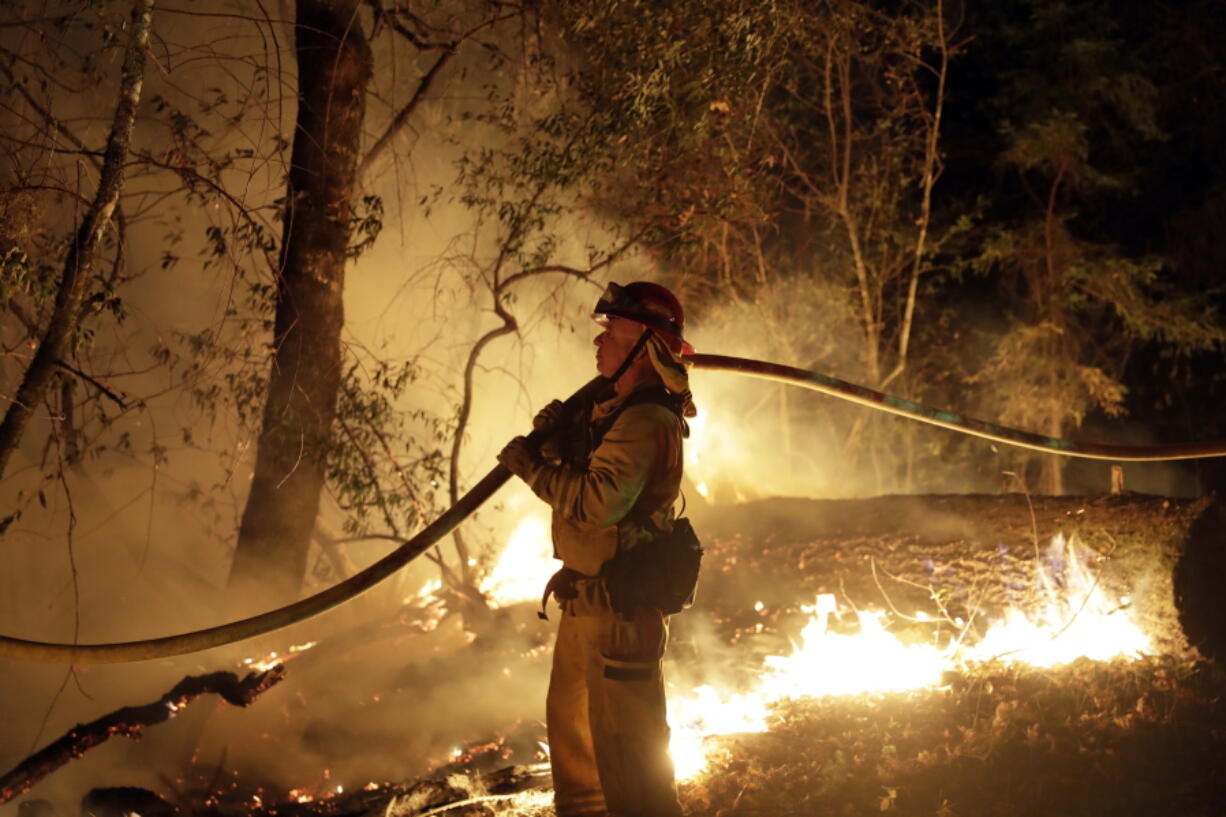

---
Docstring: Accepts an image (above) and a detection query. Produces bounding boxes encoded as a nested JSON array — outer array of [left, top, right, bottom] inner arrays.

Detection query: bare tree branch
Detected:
[[53, 359, 131, 410], [446, 222, 648, 588], [359, 46, 456, 180], [365, 0, 454, 51], [0, 58, 133, 309], [359, 10, 517, 181]]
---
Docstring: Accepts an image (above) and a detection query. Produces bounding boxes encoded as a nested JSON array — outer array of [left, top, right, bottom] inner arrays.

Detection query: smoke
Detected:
[[0, 3, 617, 810]]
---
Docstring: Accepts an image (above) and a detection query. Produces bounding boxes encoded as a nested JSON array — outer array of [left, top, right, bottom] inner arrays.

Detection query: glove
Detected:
[[497, 436, 540, 479], [532, 399, 566, 431]]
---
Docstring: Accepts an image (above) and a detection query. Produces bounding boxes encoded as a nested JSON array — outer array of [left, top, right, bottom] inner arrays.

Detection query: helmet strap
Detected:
[[608, 329, 653, 385]]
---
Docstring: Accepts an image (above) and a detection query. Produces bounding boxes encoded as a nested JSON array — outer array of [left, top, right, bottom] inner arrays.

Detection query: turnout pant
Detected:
[[548, 606, 682, 817]]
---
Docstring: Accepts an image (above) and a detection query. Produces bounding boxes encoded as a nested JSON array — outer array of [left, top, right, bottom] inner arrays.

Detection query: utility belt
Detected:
[[539, 518, 703, 621]]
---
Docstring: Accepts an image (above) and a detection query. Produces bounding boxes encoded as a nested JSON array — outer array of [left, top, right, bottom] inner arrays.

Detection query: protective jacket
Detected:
[[520, 385, 685, 585]]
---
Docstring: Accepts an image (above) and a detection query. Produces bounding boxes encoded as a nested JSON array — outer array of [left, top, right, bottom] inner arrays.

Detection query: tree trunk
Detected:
[[694, 493, 1226, 660], [227, 0, 372, 610], [0, 0, 152, 482]]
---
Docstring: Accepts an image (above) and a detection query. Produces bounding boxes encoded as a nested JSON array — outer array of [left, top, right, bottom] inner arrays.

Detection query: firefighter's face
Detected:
[[594, 316, 643, 378]]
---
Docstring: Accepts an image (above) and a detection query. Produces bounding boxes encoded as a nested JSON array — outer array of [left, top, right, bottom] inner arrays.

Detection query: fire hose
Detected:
[[4, 355, 1226, 665]]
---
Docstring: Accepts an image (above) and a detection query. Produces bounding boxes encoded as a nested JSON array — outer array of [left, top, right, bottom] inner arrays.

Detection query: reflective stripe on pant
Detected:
[[548, 607, 682, 817]]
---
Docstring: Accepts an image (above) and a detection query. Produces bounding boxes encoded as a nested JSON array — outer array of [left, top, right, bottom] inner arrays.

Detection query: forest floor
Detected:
[[216, 497, 1226, 817], [177, 654, 1226, 817], [15, 496, 1226, 817], [680, 654, 1226, 817]]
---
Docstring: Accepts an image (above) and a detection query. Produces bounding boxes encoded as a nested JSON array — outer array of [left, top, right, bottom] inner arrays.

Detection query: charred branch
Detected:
[[0, 667, 286, 805]]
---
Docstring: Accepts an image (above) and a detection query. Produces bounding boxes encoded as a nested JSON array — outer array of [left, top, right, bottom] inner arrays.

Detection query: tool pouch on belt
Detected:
[[539, 567, 583, 620], [601, 517, 703, 619]]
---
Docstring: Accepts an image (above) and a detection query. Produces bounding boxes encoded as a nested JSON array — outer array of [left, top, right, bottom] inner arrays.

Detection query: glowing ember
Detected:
[[666, 533, 1150, 778]]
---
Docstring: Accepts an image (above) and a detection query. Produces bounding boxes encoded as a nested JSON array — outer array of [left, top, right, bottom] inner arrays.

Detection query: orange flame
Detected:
[[667, 532, 1150, 778]]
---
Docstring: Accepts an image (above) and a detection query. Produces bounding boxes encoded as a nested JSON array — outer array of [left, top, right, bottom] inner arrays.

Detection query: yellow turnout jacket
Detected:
[[520, 385, 685, 579]]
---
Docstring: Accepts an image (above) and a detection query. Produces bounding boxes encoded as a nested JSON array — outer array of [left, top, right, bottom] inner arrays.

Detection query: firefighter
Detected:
[[497, 281, 696, 817]]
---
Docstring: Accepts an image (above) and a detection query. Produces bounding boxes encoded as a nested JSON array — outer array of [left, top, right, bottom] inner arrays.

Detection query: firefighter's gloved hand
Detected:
[[532, 399, 566, 431], [498, 436, 540, 479]]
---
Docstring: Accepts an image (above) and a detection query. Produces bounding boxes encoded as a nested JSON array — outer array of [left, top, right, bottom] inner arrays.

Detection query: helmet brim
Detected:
[[592, 311, 694, 356], [593, 281, 693, 355]]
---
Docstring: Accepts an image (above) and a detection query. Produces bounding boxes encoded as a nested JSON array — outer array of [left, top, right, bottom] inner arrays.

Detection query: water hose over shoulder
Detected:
[[686, 354, 1226, 461], [4, 355, 1226, 665]]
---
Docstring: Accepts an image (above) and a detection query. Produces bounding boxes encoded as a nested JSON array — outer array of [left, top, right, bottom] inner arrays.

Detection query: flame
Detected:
[[666, 532, 1150, 778], [479, 408, 1151, 782], [685, 406, 758, 502], [481, 512, 553, 606], [961, 533, 1149, 666], [685, 409, 722, 498], [241, 640, 318, 673], [666, 601, 950, 778], [408, 578, 443, 604]]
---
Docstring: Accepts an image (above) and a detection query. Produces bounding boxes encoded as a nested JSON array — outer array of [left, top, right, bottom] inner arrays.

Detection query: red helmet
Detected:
[[593, 280, 694, 355]]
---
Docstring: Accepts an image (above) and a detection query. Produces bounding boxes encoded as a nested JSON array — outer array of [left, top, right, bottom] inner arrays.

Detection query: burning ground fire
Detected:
[[483, 515, 1151, 780], [229, 490, 1152, 804], [663, 534, 1149, 778]]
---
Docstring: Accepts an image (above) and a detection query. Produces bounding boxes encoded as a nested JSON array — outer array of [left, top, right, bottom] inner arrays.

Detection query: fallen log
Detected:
[[690, 493, 1224, 660], [0, 667, 285, 804]]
